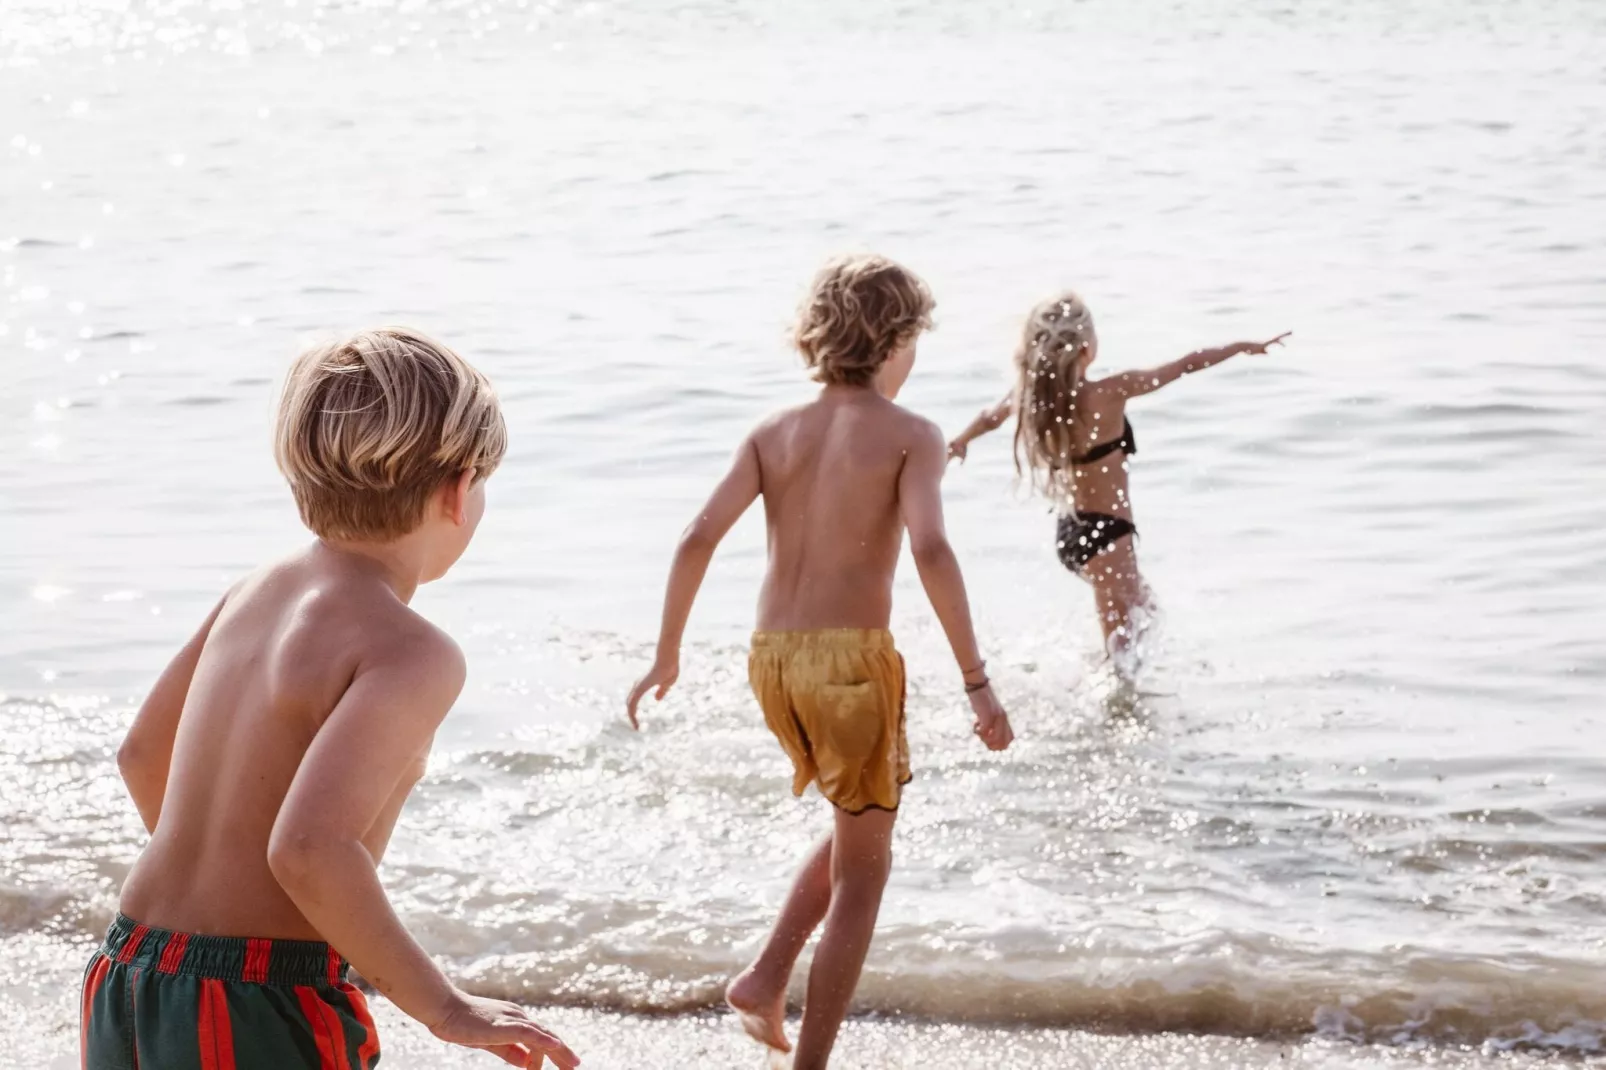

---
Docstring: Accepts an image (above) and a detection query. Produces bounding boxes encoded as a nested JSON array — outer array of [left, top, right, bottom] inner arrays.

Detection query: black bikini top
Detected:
[[1071, 418, 1136, 466]]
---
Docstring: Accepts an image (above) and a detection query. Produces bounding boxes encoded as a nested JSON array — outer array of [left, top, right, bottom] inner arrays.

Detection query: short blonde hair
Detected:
[[793, 254, 935, 387], [274, 328, 507, 541]]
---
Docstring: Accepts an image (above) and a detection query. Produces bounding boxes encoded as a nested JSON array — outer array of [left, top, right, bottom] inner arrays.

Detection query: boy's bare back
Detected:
[[628, 253, 1011, 1070], [98, 328, 578, 1070], [752, 388, 941, 632], [119, 545, 453, 940]]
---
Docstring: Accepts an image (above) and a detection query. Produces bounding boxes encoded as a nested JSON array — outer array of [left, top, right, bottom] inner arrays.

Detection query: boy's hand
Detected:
[[1242, 331, 1292, 355], [968, 685, 1013, 751], [946, 437, 968, 464], [430, 990, 580, 1068], [626, 656, 679, 729]]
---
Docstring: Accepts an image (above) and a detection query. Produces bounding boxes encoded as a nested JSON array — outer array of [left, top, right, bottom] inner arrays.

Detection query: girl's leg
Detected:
[[727, 833, 835, 1051], [1084, 535, 1148, 659], [791, 806, 897, 1070]]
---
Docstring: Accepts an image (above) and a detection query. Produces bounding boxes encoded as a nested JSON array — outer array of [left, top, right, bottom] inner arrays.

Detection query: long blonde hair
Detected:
[[1012, 292, 1096, 505]]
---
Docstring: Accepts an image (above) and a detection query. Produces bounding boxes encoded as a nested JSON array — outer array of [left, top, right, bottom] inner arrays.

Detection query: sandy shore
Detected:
[[4, 934, 1572, 1070]]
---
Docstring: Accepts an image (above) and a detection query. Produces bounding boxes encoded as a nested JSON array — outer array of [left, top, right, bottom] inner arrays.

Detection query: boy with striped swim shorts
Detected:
[[84, 330, 579, 1069], [628, 255, 1014, 1070]]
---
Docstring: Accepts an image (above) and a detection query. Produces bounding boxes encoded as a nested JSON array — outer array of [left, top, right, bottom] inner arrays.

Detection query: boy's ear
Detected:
[[446, 468, 477, 526]]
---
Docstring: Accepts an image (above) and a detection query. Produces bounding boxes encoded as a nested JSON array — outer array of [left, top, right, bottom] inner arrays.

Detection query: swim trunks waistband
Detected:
[[750, 628, 893, 650], [101, 913, 349, 987]]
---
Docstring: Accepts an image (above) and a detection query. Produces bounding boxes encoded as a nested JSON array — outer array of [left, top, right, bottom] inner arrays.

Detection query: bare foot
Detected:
[[726, 966, 791, 1053]]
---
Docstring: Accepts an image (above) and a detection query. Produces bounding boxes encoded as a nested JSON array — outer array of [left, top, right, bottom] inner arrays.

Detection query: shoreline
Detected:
[[364, 1000, 1589, 1069], [2, 935, 1580, 1070]]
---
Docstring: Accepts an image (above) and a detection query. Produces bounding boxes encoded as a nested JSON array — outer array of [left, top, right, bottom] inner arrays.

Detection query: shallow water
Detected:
[[3, 0, 1606, 1061]]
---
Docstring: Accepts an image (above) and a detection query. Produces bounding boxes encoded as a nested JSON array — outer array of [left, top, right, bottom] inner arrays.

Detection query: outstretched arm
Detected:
[[1103, 332, 1291, 400], [947, 392, 1015, 463], [268, 632, 579, 1069], [627, 435, 762, 727], [118, 593, 230, 833], [899, 422, 1013, 751]]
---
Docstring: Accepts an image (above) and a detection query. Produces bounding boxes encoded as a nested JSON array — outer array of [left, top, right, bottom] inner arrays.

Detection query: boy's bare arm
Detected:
[[1106, 332, 1292, 399], [627, 435, 761, 727], [947, 392, 1014, 463], [899, 422, 1013, 751], [267, 629, 579, 1069], [118, 594, 229, 833]]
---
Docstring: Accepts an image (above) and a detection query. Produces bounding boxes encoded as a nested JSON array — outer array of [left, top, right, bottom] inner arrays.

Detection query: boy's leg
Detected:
[[727, 833, 834, 1051], [82, 952, 130, 1069], [792, 806, 897, 1070]]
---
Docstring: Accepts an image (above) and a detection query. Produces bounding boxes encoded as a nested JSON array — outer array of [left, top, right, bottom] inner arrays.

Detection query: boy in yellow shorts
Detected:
[[86, 329, 578, 1070], [627, 255, 1014, 1069]]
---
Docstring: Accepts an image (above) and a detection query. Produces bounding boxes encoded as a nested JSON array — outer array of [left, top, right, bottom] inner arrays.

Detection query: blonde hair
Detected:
[[1012, 292, 1096, 505], [793, 254, 935, 387], [274, 327, 507, 541]]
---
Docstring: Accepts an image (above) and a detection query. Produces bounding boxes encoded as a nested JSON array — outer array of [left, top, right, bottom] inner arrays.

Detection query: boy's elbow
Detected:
[[910, 535, 955, 569], [116, 737, 156, 785], [266, 825, 337, 893], [678, 519, 719, 555], [115, 738, 138, 778]]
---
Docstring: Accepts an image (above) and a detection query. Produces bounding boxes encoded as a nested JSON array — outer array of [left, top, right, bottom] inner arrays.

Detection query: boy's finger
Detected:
[[510, 1021, 579, 1063], [543, 1048, 580, 1070]]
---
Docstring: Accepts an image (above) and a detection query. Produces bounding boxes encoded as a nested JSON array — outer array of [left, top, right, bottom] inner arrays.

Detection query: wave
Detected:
[[442, 935, 1604, 1055], [12, 886, 1601, 1055]]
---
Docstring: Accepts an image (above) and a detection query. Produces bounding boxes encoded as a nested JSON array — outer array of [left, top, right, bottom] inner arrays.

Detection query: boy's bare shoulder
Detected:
[[348, 591, 465, 683], [746, 401, 812, 443], [889, 404, 945, 454], [259, 555, 466, 691]]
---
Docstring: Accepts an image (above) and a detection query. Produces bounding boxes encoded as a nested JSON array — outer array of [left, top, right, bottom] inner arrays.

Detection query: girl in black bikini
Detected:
[[948, 291, 1289, 659]]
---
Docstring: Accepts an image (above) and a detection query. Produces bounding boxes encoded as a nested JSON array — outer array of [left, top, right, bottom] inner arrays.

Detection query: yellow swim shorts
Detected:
[[748, 629, 910, 815]]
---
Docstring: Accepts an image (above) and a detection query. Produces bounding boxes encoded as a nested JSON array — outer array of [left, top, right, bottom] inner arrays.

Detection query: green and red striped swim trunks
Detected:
[[81, 913, 381, 1069]]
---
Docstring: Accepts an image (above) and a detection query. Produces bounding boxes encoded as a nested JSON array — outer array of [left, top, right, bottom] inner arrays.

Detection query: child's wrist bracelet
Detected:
[[960, 659, 987, 679], [965, 677, 991, 694]]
